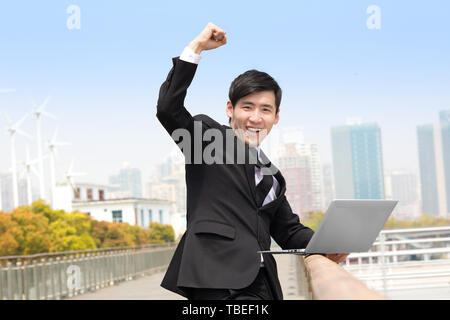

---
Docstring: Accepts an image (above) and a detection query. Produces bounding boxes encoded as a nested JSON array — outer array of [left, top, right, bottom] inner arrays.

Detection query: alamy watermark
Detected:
[[366, 5, 381, 30], [66, 264, 81, 291], [67, 5, 81, 30], [171, 121, 279, 176]]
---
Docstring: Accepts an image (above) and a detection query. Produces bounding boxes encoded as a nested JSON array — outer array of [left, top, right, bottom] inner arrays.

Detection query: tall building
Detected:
[[440, 111, 450, 213], [278, 142, 324, 218], [322, 163, 335, 209], [331, 123, 385, 200], [260, 126, 304, 168], [417, 125, 440, 216], [0, 173, 30, 212], [108, 162, 143, 198], [387, 170, 420, 219], [417, 110, 450, 218], [145, 147, 187, 236]]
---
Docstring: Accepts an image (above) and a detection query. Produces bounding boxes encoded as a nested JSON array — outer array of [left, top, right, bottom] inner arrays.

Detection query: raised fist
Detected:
[[188, 22, 227, 54]]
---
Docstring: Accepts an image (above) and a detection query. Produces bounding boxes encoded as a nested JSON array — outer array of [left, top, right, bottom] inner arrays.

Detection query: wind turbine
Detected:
[[47, 128, 70, 206], [32, 96, 55, 201], [19, 145, 42, 205], [64, 160, 87, 200], [5, 112, 33, 208]]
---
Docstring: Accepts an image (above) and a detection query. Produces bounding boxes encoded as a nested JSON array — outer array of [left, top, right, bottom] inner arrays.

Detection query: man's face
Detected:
[[226, 90, 280, 147]]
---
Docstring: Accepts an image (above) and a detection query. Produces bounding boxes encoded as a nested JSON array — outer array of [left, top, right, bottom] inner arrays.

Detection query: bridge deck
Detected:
[[68, 254, 303, 300]]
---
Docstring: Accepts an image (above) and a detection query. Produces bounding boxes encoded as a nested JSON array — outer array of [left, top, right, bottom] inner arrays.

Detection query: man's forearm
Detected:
[[156, 57, 198, 135], [156, 22, 226, 135]]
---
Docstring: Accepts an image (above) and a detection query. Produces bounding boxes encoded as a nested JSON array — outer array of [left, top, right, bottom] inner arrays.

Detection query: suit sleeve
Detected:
[[156, 56, 198, 136], [269, 196, 315, 249]]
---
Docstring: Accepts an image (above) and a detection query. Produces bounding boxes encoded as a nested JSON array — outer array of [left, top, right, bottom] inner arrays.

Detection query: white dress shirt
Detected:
[[179, 47, 280, 265]]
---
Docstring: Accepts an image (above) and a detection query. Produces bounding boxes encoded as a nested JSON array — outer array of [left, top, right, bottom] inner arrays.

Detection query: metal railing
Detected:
[[343, 226, 450, 296], [0, 243, 176, 300], [296, 226, 450, 299]]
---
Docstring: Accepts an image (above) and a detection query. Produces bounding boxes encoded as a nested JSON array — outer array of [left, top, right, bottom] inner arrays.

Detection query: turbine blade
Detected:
[[29, 158, 40, 165], [31, 166, 40, 178], [54, 142, 71, 147], [4, 112, 12, 125], [38, 96, 51, 112], [41, 110, 56, 120], [16, 128, 33, 140], [13, 113, 29, 129]]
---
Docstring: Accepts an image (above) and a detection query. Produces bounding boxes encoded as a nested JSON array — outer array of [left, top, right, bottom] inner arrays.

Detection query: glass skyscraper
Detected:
[[440, 111, 450, 212], [331, 123, 385, 200], [416, 110, 450, 218], [417, 125, 440, 216]]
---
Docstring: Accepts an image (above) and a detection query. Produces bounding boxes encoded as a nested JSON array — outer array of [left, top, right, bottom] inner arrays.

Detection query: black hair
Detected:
[[228, 69, 282, 124]]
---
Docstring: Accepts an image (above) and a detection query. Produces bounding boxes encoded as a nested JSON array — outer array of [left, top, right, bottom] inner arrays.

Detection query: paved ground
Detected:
[[68, 254, 304, 300]]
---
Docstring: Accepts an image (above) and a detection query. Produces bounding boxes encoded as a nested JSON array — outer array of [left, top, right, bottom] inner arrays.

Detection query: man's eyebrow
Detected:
[[241, 101, 274, 108]]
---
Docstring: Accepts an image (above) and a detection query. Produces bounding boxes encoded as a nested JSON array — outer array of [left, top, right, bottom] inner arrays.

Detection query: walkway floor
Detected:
[[68, 254, 304, 300]]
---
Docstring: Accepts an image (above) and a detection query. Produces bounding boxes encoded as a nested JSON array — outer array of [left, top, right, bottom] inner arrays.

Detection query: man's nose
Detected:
[[249, 110, 262, 123]]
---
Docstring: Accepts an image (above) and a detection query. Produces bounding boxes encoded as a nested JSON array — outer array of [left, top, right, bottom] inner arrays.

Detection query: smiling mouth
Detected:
[[246, 127, 264, 134]]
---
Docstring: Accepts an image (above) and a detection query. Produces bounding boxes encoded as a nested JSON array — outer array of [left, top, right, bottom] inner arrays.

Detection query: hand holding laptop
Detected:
[[324, 253, 349, 264]]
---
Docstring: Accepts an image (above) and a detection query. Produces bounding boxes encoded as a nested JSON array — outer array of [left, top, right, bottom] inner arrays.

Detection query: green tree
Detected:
[[102, 223, 135, 248], [148, 222, 175, 243], [10, 208, 51, 255], [0, 211, 23, 256], [90, 219, 110, 248]]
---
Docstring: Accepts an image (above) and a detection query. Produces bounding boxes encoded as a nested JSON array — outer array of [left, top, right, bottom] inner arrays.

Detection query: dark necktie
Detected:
[[255, 156, 274, 207]]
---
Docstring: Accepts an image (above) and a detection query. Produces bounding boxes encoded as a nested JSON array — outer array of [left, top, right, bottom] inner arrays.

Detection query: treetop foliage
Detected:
[[0, 199, 175, 257]]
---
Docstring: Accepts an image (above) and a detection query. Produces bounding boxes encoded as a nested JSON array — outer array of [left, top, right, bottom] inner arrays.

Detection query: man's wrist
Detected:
[[188, 41, 203, 54], [180, 46, 202, 64]]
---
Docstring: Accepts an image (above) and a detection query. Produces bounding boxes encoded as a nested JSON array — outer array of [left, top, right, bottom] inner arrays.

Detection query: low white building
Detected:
[[53, 182, 184, 237], [53, 182, 109, 212], [73, 198, 172, 228]]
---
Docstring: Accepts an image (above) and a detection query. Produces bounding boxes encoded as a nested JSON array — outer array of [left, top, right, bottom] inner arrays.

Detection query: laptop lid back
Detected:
[[305, 200, 397, 254]]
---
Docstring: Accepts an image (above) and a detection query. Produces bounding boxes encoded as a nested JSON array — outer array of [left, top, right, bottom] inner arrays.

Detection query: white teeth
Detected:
[[247, 128, 261, 132]]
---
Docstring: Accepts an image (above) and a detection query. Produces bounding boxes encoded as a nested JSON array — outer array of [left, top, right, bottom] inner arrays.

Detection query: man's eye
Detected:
[[263, 108, 271, 112]]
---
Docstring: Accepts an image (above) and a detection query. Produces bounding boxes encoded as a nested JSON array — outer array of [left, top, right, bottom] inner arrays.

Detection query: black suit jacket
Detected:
[[156, 57, 314, 299]]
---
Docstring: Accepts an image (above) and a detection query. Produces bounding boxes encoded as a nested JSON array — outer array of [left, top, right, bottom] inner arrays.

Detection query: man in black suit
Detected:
[[157, 22, 348, 300]]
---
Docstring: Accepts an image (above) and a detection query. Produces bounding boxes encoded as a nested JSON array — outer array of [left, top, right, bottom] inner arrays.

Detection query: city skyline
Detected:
[[1, 1, 449, 189]]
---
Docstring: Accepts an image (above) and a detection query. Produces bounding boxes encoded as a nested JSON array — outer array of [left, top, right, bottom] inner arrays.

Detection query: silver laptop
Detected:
[[258, 199, 398, 255]]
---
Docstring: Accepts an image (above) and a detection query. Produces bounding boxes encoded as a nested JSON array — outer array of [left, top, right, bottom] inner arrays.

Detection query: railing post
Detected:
[[33, 259, 39, 300], [17, 261, 23, 300], [392, 244, 398, 265], [380, 232, 388, 297], [23, 260, 29, 300], [49, 258, 55, 299], [0, 263, 3, 300], [42, 258, 47, 300], [83, 253, 87, 294], [56, 257, 62, 299], [7, 262, 13, 300]]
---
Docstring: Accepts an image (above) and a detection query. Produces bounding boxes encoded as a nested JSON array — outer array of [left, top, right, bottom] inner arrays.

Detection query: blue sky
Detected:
[[0, 0, 449, 185]]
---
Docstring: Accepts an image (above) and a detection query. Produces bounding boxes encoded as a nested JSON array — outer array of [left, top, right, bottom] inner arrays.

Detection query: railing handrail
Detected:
[[349, 246, 450, 258], [372, 237, 450, 246], [299, 255, 387, 300], [0, 242, 177, 262], [380, 226, 450, 234]]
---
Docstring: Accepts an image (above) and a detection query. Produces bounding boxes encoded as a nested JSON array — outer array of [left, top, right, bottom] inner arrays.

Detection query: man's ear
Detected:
[[226, 100, 234, 119], [274, 108, 280, 125]]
